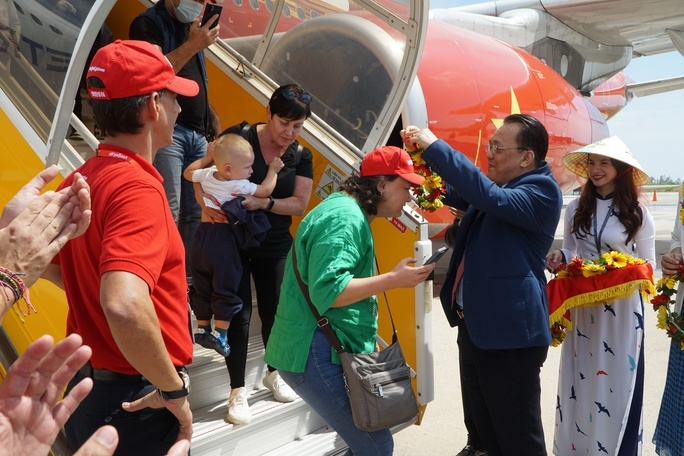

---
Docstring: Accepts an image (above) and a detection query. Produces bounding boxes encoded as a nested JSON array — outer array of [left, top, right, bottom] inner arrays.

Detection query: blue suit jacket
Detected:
[[423, 140, 562, 350]]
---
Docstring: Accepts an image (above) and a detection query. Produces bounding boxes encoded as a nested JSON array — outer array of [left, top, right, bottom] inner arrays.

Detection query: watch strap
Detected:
[[157, 370, 190, 400]]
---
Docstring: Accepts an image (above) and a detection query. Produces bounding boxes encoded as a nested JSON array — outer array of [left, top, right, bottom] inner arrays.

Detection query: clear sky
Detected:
[[607, 53, 684, 181], [427, 0, 684, 181]]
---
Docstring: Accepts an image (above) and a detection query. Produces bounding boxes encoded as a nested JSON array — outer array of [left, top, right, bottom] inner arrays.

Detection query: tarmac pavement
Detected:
[[394, 191, 679, 455]]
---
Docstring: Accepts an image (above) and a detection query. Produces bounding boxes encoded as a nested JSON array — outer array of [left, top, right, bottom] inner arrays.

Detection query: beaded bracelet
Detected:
[[0, 267, 36, 316]]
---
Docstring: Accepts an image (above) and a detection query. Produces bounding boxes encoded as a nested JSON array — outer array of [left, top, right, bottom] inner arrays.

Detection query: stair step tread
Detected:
[[191, 389, 332, 455], [187, 302, 346, 454]]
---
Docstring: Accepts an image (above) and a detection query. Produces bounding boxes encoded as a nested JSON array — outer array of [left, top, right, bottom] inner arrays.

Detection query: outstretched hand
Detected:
[[122, 391, 193, 444], [0, 165, 90, 231], [661, 251, 683, 276], [194, 182, 227, 223], [545, 250, 564, 273], [0, 334, 92, 456], [0, 167, 91, 289], [400, 126, 439, 152], [187, 13, 220, 53], [391, 258, 436, 288], [269, 157, 285, 173]]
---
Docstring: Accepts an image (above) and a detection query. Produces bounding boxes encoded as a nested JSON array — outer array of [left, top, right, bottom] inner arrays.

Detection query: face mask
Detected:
[[173, 0, 203, 23]]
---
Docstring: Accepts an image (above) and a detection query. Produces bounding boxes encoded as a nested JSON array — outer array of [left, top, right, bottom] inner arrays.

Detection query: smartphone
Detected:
[[424, 246, 449, 265], [201, 3, 223, 29]]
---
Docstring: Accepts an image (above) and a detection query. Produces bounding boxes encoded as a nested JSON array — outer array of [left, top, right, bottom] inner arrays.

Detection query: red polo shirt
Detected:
[[56, 144, 193, 373]]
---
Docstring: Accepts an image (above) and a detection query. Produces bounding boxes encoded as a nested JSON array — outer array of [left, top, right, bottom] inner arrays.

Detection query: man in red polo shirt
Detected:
[[44, 40, 197, 455]]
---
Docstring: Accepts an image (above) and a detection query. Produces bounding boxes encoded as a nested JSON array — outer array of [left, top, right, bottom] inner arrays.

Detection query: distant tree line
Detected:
[[649, 176, 682, 185]]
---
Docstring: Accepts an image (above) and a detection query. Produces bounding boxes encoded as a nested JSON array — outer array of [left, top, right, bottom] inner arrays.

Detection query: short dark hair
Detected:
[[503, 114, 548, 167], [338, 174, 398, 216], [268, 84, 311, 121], [87, 76, 160, 136]]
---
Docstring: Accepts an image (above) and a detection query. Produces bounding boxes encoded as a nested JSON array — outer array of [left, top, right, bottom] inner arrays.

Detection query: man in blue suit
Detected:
[[404, 114, 562, 456]]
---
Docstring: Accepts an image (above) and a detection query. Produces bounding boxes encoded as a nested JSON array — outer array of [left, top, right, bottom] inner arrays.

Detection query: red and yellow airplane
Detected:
[[1, 1, 683, 452], [202, 0, 684, 223]]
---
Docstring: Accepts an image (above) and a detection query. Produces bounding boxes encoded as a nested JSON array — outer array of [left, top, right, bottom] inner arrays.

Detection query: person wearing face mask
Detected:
[[130, 0, 222, 290]]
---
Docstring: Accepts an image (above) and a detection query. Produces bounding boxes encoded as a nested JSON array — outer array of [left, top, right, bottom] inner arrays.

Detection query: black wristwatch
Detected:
[[266, 195, 275, 212], [157, 370, 190, 400]]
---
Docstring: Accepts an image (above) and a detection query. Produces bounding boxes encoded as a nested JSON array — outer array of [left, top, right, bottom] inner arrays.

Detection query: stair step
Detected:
[[188, 326, 344, 454], [263, 425, 348, 456], [191, 390, 330, 455], [188, 333, 267, 410], [187, 299, 349, 454]]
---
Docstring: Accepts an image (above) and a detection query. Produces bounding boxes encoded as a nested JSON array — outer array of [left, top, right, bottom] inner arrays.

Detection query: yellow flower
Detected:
[[582, 263, 605, 277], [424, 175, 442, 189], [405, 146, 445, 212], [657, 306, 669, 330], [602, 251, 628, 268], [422, 199, 444, 211], [663, 275, 678, 291], [679, 182, 684, 226]]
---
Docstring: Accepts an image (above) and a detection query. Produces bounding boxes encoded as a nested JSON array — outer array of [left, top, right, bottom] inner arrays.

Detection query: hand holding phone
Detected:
[[424, 246, 449, 265], [201, 4, 222, 29]]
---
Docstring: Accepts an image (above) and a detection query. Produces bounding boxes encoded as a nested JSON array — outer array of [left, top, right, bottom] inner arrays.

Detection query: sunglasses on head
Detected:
[[279, 88, 312, 105]]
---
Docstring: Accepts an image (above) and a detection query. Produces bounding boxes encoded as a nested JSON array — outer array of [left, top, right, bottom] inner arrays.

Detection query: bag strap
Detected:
[[292, 247, 345, 354], [291, 247, 399, 352], [374, 255, 399, 345]]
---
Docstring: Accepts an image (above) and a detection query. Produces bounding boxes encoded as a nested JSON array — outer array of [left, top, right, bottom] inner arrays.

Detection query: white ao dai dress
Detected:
[[553, 195, 655, 456]]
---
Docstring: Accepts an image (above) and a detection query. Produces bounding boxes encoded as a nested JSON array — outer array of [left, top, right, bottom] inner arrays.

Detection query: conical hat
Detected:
[[562, 136, 649, 186]]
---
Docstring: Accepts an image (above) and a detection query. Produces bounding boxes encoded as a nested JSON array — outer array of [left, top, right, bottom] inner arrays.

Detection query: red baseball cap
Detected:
[[86, 40, 199, 100], [360, 146, 425, 186]]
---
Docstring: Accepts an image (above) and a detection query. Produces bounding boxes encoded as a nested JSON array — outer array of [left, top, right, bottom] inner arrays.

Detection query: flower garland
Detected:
[[650, 182, 684, 349], [405, 145, 445, 212], [651, 265, 684, 349], [680, 181, 684, 226], [548, 252, 653, 347], [555, 252, 648, 278]]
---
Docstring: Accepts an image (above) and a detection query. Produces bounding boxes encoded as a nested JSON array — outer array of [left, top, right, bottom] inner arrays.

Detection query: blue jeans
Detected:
[[279, 329, 394, 456], [153, 124, 206, 284]]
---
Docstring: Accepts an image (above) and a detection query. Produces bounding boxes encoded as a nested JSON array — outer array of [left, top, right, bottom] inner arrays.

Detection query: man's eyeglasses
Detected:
[[485, 144, 526, 153], [279, 89, 312, 105]]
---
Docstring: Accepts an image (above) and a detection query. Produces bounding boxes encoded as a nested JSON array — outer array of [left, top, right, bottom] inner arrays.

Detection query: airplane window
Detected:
[[50, 25, 64, 35], [296, 7, 305, 21], [310, 10, 318, 18], [265, 0, 273, 13], [30, 13, 43, 26], [232, 0, 242, 6], [282, 4, 291, 18], [35, 0, 90, 26], [249, 0, 258, 11], [13, 2, 23, 14]]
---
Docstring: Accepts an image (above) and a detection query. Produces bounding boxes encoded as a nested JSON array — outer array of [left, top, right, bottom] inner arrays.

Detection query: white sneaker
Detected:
[[226, 387, 251, 424], [262, 370, 298, 403]]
